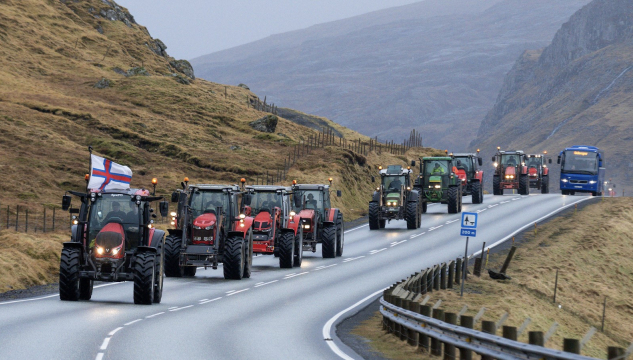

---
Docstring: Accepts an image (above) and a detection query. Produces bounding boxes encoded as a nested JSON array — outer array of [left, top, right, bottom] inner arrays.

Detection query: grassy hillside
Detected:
[[0, 0, 435, 223]]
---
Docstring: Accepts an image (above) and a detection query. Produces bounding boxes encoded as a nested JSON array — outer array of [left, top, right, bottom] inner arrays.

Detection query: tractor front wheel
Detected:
[[224, 236, 245, 279], [541, 176, 549, 194], [493, 176, 502, 195], [422, 201, 428, 213], [472, 181, 483, 204], [406, 201, 419, 229], [279, 232, 295, 268], [447, 187, 460, 214], [153, 240, 164, 303], [336, 214, 344, 257], [519, 175, 530, 195], [293, 230, 303, 267], [164, 235, 183, 277], [368, 202, 380, 230], [321, 224, 336, 258], [133, 252, 156, 305], [79, 278, 93, 301], [243, 229, 253, 278], [59, 247, 81, 301]]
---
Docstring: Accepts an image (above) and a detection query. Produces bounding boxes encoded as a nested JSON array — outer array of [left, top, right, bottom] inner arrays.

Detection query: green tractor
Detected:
[[414, 156, 463, 214], [368, 165, 421, 230]]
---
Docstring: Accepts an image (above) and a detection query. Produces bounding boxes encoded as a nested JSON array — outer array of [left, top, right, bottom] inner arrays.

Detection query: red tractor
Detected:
[[291, 180, 344, 258], [59, 183, 169, 304], [243, 185, 303, 268], [165, 179, 254, 280], [492, 148, 530, 195], [452, 151, 485, 204], [526, 152, 552, 194]]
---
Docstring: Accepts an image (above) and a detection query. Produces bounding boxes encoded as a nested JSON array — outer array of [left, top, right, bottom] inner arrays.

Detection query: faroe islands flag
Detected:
[[88, 155, 132, 191]]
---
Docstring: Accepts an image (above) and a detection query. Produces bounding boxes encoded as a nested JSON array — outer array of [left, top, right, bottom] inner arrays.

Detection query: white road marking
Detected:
[[168, 306, 178, 310], [95, 353, 104, 360], [344, 224, 368, 233], [146, 312, 165, 318], [488, 204, 499, 208], [255, 282, 265, 286], [284, 272, 309, 279], [200, 297, 222, 304], [226, 289, 249, 296], [369, 248, 387, 255], [254, 280, 278, 287], [445, 219, 459, 224], [500, 201, 510, 204], [199, 299, 209, 302], [169, 305, 194, 311], [323, 288, 387, 360], [390, 240, 407, 247], [343, 256, 366, 262], [512, 198, 520, 201], [314, 264, 337, 271], [476, 209, 487, 213], [410, 232, 425, 239], [124, 319, 142, 326], [100, 337, 111, 350], [428, 225, 443, 231], [226, 290, 237, 294], [0, 282, 125, 306], [108, 327, 123, 336]]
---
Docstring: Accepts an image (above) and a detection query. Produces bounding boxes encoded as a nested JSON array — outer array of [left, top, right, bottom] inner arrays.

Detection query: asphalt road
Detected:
[[0, 194, 593, 360]]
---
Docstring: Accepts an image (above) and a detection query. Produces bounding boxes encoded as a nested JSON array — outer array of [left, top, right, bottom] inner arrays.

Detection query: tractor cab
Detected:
[[419, 157, 454, 201], [452, 151, 484, 204], [492, 149, 530, 195], [368, 164, 422, 229], [244, 186, 295, 255], [526, 153, 552, 193], [378, 165, 412, 208]]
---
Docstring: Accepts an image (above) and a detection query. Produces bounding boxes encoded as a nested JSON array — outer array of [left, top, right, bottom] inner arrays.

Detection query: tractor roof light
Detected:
[[241, 178, 246, 183], [477, 149, 480, 153], [378, 166, 383, 170], [497, 146, 501, 150], [544, 151, 548, 154], [292, 180, 297, 185], [184, 177, 189, 182], [152, 178, 158, 185], [84, 174, 90, 181]]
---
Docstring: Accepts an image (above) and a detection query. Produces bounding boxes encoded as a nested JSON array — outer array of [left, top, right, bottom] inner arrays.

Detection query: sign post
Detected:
[[460, 212, 478, 297]]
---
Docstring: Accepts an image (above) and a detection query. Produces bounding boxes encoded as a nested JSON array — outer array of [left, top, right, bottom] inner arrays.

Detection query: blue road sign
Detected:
[[461, 212, 478, 229], [460, 228, 476, 237]]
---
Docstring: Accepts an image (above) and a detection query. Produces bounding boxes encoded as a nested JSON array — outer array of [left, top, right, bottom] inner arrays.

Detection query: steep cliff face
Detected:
[[472, 0, 633, 194]]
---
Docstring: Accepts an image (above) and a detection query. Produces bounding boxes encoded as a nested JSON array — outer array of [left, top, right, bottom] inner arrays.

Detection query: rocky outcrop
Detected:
[[148, 39, 168, 58], [249, 115, 278, 133], [170, 60, 195, 79], [94, 78, 112, 89]]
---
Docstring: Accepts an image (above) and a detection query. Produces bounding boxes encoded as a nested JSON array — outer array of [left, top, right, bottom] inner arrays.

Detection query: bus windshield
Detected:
[[562, 151, 598, 174]]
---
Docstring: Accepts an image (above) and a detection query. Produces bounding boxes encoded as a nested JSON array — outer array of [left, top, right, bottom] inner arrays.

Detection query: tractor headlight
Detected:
[[376, 187, 380, 191], [289, 211, 296, 217], [407, 187, 411, 191], [240, 223, 245, 228], [434, 185, 441, 189], [112, 247, 120, 255], [193, 225, 202, 230], [303, 224, 310, 229], [170, 221, 176, 226], [493, 162, 498, 167], [240, 213, 246, 219], [96, 246, 104, 255], [204, 226, 213, 230], [170, 212, 177, 217]]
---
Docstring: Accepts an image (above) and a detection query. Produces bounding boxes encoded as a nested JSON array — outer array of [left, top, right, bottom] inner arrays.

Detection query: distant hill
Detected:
[[191, 0, 589, 151], [471, 0, 633, 195]]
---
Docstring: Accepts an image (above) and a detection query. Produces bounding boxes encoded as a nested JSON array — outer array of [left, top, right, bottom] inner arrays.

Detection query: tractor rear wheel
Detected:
[[368, 202, 380, 230], [422, 201, 427, 213], [224, 236, 245, 279], [133, 252, 155, 305], [243, 229, 253, 279], [336, 215, 344, 257], [59, 247, 81, 301], [541, 176, 549, 194], [447, 186, 459, 214], [164, 235, 183, 277], [406, 201, 419, 229], [472, 182, 483, 204], [153, 240, 164, 303], [279, 232, 295, 268], [519, 175, 529, 195], [493, 176, 502, 195], [321, 224, 336, 258], [293, 230, 303, 267]]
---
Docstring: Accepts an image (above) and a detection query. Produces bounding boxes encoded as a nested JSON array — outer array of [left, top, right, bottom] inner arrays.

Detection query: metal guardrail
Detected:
[[380, 297, 597, 360]]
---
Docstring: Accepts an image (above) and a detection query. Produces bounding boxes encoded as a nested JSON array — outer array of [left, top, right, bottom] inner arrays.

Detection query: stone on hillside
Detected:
[[230, 145, 241, 150], [171, 73, 190, 85], [94, 78, 112, 89], [170, 60, 195, 79], [127, 67, 149, 76], [148, 39, 168, 57], [249, 115, 278, 133], [112, 67, 127, 76], [238, 83, 250, 90]]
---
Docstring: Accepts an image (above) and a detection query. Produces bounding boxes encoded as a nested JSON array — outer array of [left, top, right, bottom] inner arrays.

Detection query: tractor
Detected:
[[491, 148, 530, 195], [243, 185, 303, 268], [368, 165, 422, 230], [165, 179, 254, 280], [452, 150, 485, 204], [415, 156, 463, 214], [59, 181, 169, 304], [526, 152, 552, 194], [291, 180, 344, 258]]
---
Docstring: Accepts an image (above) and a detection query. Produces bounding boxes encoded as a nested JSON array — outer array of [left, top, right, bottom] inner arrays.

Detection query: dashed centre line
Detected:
[[369, 248, 387, 254], [343, 256, 365, 262], [124, 319, 142, 326], [390, 240, 407, 247], [200, 297, 222, 304], [445, 219, 459, 224], [284, 272, 309, 279], [315, 264, 337, 271], [410, 232, 425, 239], [146, 312, 165, 318], [226, 289, 249, 296], [108, 327, 123, 336], [428, 225, 443, 231], [100, 338, 111, 350], [169, 305, 194, 311], [254, 280, 278, 287]]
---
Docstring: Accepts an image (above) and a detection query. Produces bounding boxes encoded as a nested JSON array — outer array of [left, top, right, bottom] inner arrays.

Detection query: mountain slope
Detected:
[[471, 0, 633, 194], [191, 0, 589, 151]]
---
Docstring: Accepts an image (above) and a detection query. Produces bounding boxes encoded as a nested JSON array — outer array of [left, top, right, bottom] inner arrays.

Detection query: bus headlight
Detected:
[[589, 180, 597, 184]]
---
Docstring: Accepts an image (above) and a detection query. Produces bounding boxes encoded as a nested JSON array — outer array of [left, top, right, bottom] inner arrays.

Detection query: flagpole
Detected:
[[87, 146, 93, 193]]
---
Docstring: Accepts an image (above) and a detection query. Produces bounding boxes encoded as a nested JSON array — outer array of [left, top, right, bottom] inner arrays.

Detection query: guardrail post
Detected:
[[428, 267, 434, 292], [408, 301, 420, 347], [400, 299, 410, 341], [440, 263, 447, 289], [448, 261, 454, 288], [473, 257, 482, 277], [444, 313, 457, 360], [481, 321, 496, 360], [529, 331, 544, 346], [431, 309, 445, 356], [502, 326, 518, 341], [455, 258, 462, 285], [394, 297, 403, 338], [608, 347, 625, 359], [433, 265, 440, 291], [563, 339, 580, 354], [419, 305, 431, 352], [459, 316, 474, 360], [421, 270, 428, 294]]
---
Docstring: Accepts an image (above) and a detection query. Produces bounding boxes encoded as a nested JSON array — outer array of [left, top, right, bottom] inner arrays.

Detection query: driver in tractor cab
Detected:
[[204, 193, 223, 213], [388, 177, 402, 190], [306, 193, 318, 209], [261, 193, 279, 211], [507, 156, 517, 166], [455, 160, 465, 171], [104, 202, 126, 224], [125, 205, 139, 223], [432, 162, 445, 175]]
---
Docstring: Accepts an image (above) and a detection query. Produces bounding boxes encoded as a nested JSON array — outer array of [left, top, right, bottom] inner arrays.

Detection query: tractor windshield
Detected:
[[526, 157, 541, 168], [250, 191, 282, 216], [453, 157, 471, 173], [87, 194, 143, 250], [189, 190, 229, 218], [382, 175, 405, 192], [562, 150, 598, 175], [501, 154, 520, 167], [293, 190, 323, 212], [424, 160, 449, 176]]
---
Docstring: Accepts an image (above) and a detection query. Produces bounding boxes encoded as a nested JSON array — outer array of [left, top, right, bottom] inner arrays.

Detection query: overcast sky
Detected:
[[120, 0, 421, 60]]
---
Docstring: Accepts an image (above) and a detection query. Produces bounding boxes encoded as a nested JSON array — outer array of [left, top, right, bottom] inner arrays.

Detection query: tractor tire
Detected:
[[422, 201, 428, 213], [447, 186, 459, 214], [279, 232, 295, 268], [133, 252, 155, 305], [321, 224, 336, 259], [493, 176, 502, 195], [519, 175, 529, 195], [223, 236, 245, 279], [183, 266, 197, 277], [243, 229, 253, 279], [293, 230, 303, 267], [541, 176, 549, 194], [79, 278, 93, 301], [164, 235, 183, 277], [406, 201, 419, 230], [472, 182, 483, 204], [59, 247, 81, 301], [379, 219, 386, 229], [368, 202, 380, 230], [153, 241, 164, 304], [336, 215, 344, 257]]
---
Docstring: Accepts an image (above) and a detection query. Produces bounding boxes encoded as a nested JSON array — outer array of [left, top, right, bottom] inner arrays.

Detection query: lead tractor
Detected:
[[166, 179, 254, 280], [526, 152, 552, 194], [369, 165, 422, 230], [291, 180, 344, 258], [59, 180, 169, 304], [414, 156, 463, 214], [452, 151, 484, 204], [491, 148, 530, 195], [243, 185, 303, 268]]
